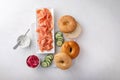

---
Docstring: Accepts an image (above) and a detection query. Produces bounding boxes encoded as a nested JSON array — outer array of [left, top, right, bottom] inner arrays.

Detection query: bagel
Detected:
[[54, 52, 72, 70], [61, 41, 80, 59], [64, 23, 82, 38], [58, 15, 77, 33]]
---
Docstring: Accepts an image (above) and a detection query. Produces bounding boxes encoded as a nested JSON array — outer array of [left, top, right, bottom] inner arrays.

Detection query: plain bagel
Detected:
[[58, 15, 77, 33], [54, 52, 72, 70], [64, 23, 82, 38], [61, 41, 80, 59]]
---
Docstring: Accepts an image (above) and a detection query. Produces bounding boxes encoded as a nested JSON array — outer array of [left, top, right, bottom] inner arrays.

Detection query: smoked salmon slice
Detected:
[[36, 8, 53, 52]]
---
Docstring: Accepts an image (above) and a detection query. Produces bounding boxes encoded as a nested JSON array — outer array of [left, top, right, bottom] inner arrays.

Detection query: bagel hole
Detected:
[[59, 60, 64, 63], [70, 47, 72, 52], [63, 21, 69, 25]]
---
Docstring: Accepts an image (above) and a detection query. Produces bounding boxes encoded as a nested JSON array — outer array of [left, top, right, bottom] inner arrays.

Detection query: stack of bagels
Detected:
[[54, 15, 81, 70], [58, 15, 81, 38]]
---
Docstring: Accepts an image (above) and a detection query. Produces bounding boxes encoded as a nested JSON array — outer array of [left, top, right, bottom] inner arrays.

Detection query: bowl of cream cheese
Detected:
[[17, 35, 31, 48]]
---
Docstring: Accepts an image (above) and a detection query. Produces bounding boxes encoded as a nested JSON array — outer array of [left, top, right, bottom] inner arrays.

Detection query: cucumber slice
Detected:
[[41, 54, 54, 68], [56, 31, 63, 36], [57, 31, 63, 36], [46, 61, 51, 67], [55, 33, 62, 39], [55, 32, 63, 39], [45, 56, 53, 60], [44, 58, 52, 64], [41, 61, 48, 68], [47, 54, 54, 60], [56, 40, 63, 47], [57, 36, 64, 41]]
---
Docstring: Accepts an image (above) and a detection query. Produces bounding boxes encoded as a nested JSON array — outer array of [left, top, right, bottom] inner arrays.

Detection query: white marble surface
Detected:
[[0, 0, 120, 80]]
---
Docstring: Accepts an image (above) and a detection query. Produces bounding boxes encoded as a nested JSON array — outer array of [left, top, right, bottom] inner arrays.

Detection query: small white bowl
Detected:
[[17, 35, 31, 48]]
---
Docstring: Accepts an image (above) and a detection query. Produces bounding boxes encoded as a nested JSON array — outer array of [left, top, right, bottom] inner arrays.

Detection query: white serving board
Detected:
[[35, 8, 55, 54]]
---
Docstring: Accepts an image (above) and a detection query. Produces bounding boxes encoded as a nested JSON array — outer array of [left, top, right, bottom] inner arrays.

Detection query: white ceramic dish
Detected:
[[35, 8, 55, 54]]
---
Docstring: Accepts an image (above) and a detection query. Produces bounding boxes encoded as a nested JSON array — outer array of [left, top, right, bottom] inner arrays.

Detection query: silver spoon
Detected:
[[13, 29, 30, 50]]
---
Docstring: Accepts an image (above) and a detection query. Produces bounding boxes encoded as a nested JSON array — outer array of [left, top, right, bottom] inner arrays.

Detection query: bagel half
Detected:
[[64, 23, 81, 38]]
